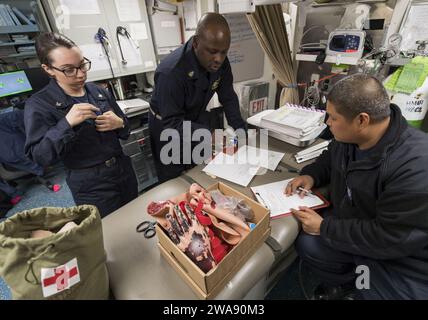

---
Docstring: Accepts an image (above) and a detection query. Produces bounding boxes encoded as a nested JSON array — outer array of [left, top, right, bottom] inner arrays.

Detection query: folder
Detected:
[[250, 178, 329, 219]]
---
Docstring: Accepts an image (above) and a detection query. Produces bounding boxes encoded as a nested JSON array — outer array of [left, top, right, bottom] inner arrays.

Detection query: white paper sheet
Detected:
[[251, 179, 325, 218], [183, 0, 198, 30], [400, 4, 428, 52], [202, 152, 259, 187], [118, 38, 142, 67], [80, 44, 117, 73], [130, 23, 148, 40], [114, 0, 141, 22], [59, 0, 100, 15], [236, 146, 285, 171]]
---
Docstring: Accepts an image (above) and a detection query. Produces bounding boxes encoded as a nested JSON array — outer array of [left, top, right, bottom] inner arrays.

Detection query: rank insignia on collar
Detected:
[[98, 94, 103, 98], [55, 102, 62, 107], [188, 71, 194, 78], [212, 77, 221, 91]]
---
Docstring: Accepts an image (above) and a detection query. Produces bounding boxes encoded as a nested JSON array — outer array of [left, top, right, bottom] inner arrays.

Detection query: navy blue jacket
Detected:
[[24, 79, 129, 169], [150, 37, 246, 134], [302, 105, 428, 287], [0, 110, 26, 164]]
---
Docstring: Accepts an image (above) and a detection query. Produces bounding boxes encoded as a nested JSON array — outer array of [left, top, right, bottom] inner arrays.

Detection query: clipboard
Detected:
[[250, 179, 330, 219]]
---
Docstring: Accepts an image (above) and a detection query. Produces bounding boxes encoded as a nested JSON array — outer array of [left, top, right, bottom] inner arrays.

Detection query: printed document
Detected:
[[251, 179, 327, 218]]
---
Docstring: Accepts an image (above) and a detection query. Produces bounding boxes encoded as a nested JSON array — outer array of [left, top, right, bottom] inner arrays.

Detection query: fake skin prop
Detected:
[[147, 184, 251, 273]]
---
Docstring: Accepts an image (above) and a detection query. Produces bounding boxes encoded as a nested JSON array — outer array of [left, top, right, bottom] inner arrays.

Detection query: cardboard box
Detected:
[[156, 182, 271, 299]]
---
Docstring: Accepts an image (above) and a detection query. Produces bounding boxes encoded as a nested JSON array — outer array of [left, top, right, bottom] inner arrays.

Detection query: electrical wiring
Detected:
[[301, 82, 321, 108], [357, 33, 402, 75], [299, 25, 329, 53], [284, 72, 341, 89]]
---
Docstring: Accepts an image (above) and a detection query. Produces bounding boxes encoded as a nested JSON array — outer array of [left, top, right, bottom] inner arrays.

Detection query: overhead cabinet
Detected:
[[42, 0, 157, 81]]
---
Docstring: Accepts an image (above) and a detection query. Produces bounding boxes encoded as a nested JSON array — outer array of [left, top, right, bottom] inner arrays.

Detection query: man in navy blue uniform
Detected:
[[149, 13, 247, 183]]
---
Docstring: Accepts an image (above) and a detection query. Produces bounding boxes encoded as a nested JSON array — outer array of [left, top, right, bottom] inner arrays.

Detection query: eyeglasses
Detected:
[[50, 58, 92, 77]]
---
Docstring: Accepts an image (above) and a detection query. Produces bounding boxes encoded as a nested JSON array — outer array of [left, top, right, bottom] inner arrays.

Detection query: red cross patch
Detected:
[[41, 258, 80, 298]]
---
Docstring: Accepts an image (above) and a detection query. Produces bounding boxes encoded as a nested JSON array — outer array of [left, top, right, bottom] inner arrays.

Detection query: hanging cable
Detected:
[[283, 73, 341, 89], [116, 26, 140, 65], [95, 27, 116, 79]]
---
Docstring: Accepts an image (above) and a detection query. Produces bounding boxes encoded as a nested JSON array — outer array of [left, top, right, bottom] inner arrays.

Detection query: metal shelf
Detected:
[[0, 25, 39, 34], [3, 51, 37, 59], [0, 40, 35, 47], [296, 53, 360, 65], [312, 0, 386, 7]]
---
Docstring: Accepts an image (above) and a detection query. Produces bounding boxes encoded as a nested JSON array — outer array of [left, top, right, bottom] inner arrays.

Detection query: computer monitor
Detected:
[[0, 70, 33, 98]]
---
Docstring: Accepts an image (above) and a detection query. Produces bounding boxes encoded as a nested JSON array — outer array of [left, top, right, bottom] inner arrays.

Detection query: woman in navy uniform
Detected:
[[24, 32, 138, 217], [149, 13, 247, 183]]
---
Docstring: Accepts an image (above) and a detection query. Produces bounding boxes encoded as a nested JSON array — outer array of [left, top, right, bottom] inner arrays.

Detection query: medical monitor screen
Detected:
[[0, 70, 33, 98]]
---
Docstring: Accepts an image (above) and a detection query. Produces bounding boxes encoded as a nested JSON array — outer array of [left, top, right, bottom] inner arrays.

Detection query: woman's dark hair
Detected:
[[35, 32, 77, 66]]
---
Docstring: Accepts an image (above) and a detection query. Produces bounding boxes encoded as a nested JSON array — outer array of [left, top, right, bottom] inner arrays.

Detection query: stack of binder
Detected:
[[258, 103, 327, 146], [294, 140, 330, 163], [0, 5, 34, 26]]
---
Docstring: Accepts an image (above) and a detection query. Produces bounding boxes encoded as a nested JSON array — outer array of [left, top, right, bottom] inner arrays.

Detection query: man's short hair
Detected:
[[195, 12, 230, 40], [327, 73, 391, 123]]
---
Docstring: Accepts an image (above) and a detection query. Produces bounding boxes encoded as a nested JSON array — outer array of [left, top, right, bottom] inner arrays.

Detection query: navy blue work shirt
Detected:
[[150, 37, 247, 134], [24, 79, 130, 169]]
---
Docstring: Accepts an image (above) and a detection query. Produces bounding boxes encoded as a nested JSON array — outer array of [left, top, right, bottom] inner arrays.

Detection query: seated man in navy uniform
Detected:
[[287, 74, 428, 299], [149, 13, 247, 183]]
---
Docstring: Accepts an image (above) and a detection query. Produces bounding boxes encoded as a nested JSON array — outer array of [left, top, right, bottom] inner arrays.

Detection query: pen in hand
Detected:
[[297, 187, 315, 197], [255, 192, 269, 208]]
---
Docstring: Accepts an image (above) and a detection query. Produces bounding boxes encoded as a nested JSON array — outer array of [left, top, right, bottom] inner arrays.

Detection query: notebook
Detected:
[[250, 179, 329, 219]]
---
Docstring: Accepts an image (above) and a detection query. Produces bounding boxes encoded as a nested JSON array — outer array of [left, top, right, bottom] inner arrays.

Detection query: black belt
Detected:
[[71, 156, 119, 171]]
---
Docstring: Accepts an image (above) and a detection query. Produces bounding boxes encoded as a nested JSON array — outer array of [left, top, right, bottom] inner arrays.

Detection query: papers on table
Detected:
[[250, 179, 328, 219], [202, 151, 259, 187], [236, 145, 285, 171], [202, 146, 285, 186]]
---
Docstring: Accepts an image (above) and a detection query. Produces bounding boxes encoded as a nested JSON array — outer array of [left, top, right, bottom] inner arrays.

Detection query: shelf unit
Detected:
[[311, 0, 387, 7], [296, 53, 361, 65], [0, 25, 39, 60], [7, 51, 37, 58], [0, 25, 39, 34], [0, 40, 35, 47]]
